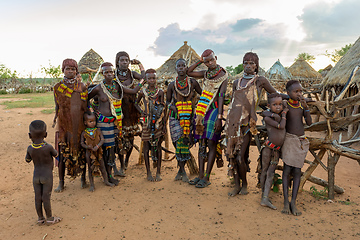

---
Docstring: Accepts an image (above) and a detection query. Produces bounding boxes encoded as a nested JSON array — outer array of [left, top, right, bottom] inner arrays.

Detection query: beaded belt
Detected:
[[265, 139, 281, 151]]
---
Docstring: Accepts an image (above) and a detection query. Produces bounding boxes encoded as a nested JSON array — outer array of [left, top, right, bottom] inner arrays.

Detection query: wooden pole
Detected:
[[300, 149, 326, 190], [327, 151, 340, 199], [138, 141, 144, 165]]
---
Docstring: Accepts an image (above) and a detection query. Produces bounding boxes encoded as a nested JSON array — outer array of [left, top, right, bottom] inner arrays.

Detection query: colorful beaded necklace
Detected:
[[176, 76, 188, 89], [287, 99, 302, 109], [31, 142, 47, 149], [145, 86, 159, 98], [103, 79, 117, 95], [206, 65, 222, 79], [85, 127, 97, 136]]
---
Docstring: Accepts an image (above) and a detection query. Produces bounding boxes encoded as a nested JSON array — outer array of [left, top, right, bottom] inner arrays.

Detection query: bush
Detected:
[[0, 89, 7, 95]]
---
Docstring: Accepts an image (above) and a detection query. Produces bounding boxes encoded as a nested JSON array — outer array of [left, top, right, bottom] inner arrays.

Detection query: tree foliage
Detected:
[[0, 64, 17, 84], [225, 64, 243, 76], [41, 61, 62, 79], [325, 44, 352, 63], [295, 53, 315, 64]]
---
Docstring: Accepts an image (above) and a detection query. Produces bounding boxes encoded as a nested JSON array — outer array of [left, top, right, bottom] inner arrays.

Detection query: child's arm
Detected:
[[300, 96, 312, 126], [25, 148, 32, 163], [159, 90, 168, 134], [261, 110, 281, 122], [122, 79, 145, 95], [93, 129, 104, 152], [187, 59, 206, 78], [264, 112, 287, 130], [130, 59, 145, 79], [80, 131, 91, 150], [50, 145, 58, 158], [135, 92, 146, 116]]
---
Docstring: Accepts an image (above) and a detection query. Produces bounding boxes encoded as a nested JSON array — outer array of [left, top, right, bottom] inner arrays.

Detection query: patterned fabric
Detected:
[[176, 100, 192, 136], [265, 139, 281, 151], [55, 82, 88, 101], [97, 121, 116, 147], [195, 90, 214, 118], [169, 117, 183, 143], [175, 136, 191, 162], [195, 107, 221, 142]]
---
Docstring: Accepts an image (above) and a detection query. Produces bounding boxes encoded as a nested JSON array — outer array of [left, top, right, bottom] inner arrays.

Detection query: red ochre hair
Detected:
[[62, 59, 78, 73], [145, 68, 156, 75], [201, 49, 215, 58], [101, 62, 114, 68]]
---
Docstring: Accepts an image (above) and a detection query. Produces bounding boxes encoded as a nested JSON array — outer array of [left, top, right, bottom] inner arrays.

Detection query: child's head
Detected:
[[29, 120, 47, 141], [201, 49, 217, 70], [243, 52, 259, 74], [286, 80, 303, 101], [101, 62, 115, 81], [145, 69, 157, 86], [175, 58, 187, 76], [115, 51, 130, 70], [267, 93, 283, 114], [62, 59, 78, 79], [84, 111, 97, 128]]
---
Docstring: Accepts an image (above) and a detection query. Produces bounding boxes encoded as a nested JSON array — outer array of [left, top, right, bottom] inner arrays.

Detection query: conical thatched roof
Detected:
[[320, 64, 333, 77], [288, 58, 322, 88], [78, 49, 104, 74], [322, 37, 360, 87], [156, 41, 206, 81], [266, 60, 292, 80]]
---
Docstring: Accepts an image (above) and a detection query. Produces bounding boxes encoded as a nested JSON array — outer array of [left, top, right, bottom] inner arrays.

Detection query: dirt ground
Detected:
[[0, 101, 360, 240]]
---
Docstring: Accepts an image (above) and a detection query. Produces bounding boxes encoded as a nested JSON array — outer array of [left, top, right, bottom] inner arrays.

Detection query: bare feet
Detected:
[[37, 217, 45, 226], [46, 216, 61, 225], [109, 177, 119, 186], [174, 172, 182, 181], [124, 159, 129, 170], [290, 202, 302, 216], [181, 172, 189, 183], [104, 181, 115, 187], [54, 181, 64, 193], [114, 168, 126, 177], [155, 173, 162, 182], [228, 187, 241, 197], [89, 186, 95, 192], [81, 179, 88, 189], [281, 202, 291, 215], [261, 196, 277, 209], [239, 186, 248, 195], [147, 173, 155, 182]]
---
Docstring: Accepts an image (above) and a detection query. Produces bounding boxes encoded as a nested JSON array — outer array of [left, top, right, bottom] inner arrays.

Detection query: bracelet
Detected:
[[218, 93, 225, 98], [282, 117, 286, 119], [196, 60, 202, 67], [305, 109, 310, 112], [218, 114, 223, 119], [271, 113, 274, 118], [277, 124, 280, 129]]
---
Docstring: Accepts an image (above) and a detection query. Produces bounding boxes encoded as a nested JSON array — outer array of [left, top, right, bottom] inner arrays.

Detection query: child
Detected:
[[26, 120, 61, 225], [81, 111, 115, 191], [260, 93, 288, 209], [136, 69, 166, 181], [281, 80, 312, 216]]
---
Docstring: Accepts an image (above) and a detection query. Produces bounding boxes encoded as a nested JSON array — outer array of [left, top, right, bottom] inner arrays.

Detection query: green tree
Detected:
[[234, 64, 244, 75], [41, 61, 62, 79], [325, 44, 352, 63], [0, 64, 17, 83], [226, 64, 244, 76], [295, 53, 315, 64], [225, 66, 235, 76]]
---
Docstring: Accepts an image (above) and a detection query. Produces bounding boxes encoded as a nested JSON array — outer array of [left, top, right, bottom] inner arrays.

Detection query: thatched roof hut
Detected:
[[288, 58, 322, 88], [322, 37, 360, 89], [320, 64, 333, 78], [265, 60, 292, 92], [78, 49, 104, 74], [156, 41, 206, 82]]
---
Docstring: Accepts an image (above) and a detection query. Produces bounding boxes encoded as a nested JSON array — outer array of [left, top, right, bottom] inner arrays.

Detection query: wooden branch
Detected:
[[307, 175, 344, 194], [300, 149, 326, 190], [305, 113, 360, 132]]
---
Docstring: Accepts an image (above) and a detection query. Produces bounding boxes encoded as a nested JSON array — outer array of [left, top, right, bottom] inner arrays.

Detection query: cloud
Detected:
[[149, 18, 289, 58], [299, 0, 360, 43]]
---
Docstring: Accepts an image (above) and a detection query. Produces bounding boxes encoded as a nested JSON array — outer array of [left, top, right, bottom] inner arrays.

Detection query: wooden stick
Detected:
[[300, 149, 326, 190], [307, 175, 344, 194]]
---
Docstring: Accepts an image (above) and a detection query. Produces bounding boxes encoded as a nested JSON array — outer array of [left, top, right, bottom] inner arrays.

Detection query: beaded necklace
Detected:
[[145, 86, 159, 98], [175, 77, 192, 97], [103, 79, 117, 95], [176, 76, 188, 89], [206, 65, 222, 79], [31, 142, 47, 149], [287, 99, 303, 109], [85, 127, 97, 136]]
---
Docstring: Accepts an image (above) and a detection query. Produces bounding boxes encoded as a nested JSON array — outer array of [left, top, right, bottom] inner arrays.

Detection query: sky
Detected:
[[0, 0, 359, 78]]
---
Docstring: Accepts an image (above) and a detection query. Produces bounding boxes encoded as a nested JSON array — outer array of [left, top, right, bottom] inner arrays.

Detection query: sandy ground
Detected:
[[0, 100, 360, 240]]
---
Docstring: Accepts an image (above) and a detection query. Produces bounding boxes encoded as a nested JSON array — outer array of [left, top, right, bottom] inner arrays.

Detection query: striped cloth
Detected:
[[169, 117, 183, 143], [97, 121, 116, 147], [195, 107, 221, 142]]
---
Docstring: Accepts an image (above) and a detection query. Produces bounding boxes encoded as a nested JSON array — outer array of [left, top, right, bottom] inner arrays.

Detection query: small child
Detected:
[[81, 111, 115, 191], [26, 120, 61, 225], [260, 93, 288, 209], [136, 69, 166, 181], [281, 80, 312, 216]]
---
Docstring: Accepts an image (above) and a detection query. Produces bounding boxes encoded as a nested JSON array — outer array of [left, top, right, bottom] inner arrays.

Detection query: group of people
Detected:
[[25, 49, 312, 226]]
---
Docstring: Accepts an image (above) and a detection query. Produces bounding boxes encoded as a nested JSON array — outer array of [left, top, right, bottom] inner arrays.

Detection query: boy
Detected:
[[166, 58, 202, 182], [136, 69, 166, 181], [281, 80, 312, 216], [187, 49, 228, 188], [81, 111, 115, 191], [26, 120, 61, 225], [260, 93, 288, 209]]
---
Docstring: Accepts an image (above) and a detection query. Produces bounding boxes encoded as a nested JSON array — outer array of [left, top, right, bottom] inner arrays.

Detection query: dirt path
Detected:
[[0, 104, 359, 240]]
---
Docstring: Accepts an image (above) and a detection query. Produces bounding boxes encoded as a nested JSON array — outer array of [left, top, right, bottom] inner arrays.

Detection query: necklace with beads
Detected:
[[287, 99, 303, 109], [206, 65, 222, 79], [118, 69, 128, 77], [176, 76, 188, 89], [31, 142, 47, 149], [103, 79, 117, 95], [175, 76, 192, 97], [85, 127, 97, 137], [145, 86, 159, 98]]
